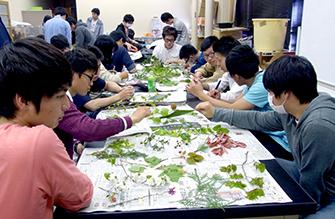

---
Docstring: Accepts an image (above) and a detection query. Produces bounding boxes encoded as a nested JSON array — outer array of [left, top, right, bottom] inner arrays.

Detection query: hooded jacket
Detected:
[[213, 93, 335, 207]]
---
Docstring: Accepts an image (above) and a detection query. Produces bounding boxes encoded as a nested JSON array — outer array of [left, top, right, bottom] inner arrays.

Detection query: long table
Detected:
[[54, 92, 317, 218]]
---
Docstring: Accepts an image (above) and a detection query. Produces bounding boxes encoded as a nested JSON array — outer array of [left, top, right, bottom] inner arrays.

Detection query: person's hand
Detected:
[[117, 86, 134, 101], [195, 101, 215, 119], [208, 89, 220, 99], [193, 71, 203, 79], [74, 143, 85, 155], [125, 42, 138, 52], [130, 106, 151, 124], [186, 78, 204, 96], [119, 71, 129, 80]]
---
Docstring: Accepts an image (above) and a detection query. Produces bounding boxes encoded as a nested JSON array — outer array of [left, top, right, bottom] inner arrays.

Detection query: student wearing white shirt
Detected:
[[152, 26, 182, 64]]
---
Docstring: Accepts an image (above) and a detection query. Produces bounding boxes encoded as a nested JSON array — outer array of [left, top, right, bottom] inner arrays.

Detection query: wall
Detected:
[[7, 0, 37, 22], [298, 0, 335, 87], [76, 0, 192, 36]]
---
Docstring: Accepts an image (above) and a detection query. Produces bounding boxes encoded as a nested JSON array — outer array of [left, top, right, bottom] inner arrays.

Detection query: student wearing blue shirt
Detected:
[[44, 7, 72, 45], [194, 45, 290, 154], [109, 30, 136, 73]]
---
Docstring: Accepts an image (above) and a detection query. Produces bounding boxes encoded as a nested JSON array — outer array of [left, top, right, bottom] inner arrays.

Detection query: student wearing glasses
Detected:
[[55, 48, 150, 159], [193, 36, 224, 87], [152, 26, 182, 64]]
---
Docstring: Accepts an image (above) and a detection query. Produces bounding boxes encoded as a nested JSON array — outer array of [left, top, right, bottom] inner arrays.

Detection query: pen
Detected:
[[215, 80, 221, 90]]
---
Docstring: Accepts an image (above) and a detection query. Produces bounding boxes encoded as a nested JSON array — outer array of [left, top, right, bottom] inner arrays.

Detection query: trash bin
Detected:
[[217, 0, 237, 28], [252, 18, 289, 53]]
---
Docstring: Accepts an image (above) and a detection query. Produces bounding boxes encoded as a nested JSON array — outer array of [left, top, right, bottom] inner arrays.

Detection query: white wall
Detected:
[[7, 0, 37, 22], [76, 0, 192, 36], [298, 0, 335, 87]]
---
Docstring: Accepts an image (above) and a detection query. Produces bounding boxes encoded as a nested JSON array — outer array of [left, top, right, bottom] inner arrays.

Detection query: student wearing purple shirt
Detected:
[[54, 48, 150, 158]]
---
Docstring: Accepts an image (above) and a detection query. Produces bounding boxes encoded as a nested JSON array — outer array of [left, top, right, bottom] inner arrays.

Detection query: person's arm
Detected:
[[38, 128, 93, 211], [99, 21, 104, 36], [58, 101, 150, 142], [84, 86, 134, 111], [65, 23, 72, 46], [75, 29, 84, 48], [122, 50, 136, 72], [196, 101, 285, 132], [104, 80, 122, 92]]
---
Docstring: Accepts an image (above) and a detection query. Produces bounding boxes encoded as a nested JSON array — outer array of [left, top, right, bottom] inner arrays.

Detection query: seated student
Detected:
[[94, 35, 116, 70], [193, 36, 224, 85], [116, 14, 140, 52], [187, 36, 246, 103], [55, 48, 150, 158], [196, 55, 335, 218], [87, 45, 128, 84], [179, 44, 206, 73], [161, 12, 189, 46], [152, 26, 182, 64], [194, 45, 290, 153], [109, 30, 136, 73], [50, 34, 71, 53], [71, 48, 134, 118], [0, 38, 93, 218]]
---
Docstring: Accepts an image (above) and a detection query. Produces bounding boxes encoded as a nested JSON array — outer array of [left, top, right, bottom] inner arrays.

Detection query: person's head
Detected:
[[264, 56, 318, 107], [86, 45, 104, 76], [0, 37, 72, 128], [54, 7, 67, 18], [179, 44, 198, 64], [226, 45, 259, 86], [50, 34, 70, 53], [200, 36, 219, 65], [43, 15, 52, 25], [94, 35, 117, 66], [161, 12, 174, 25], [213, 36, 241, 71], [162, 26, 177, 49], [64, 48, 99, 96], [123, 14, 134, 28], [109, 30, 126, 46], [91, 8, 100, 20], [66, 16, 77, 31]]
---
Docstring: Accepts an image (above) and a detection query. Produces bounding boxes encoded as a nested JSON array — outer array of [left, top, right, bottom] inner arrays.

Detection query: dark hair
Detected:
[[91, 8, 100, 16], [128, 29, 135, 40], [161, 12, 174, 22], [64, 48, 98, 76], [66, 16, 77, 26], [162, 26, 177, 40], [43, 15, 52, 24], [179, 44, 197, 60], [86, 45, 104, 61], [54, 7, 67, 16], [0, 37, 72, 118], [94, 35, 117, 66], [109, 30, 126, 43], [123, 14, 134, 23], [226, 45, 259, 79], [263, 56, 318, 104], [213, 36, 240, 57], [50, 34, 70, 51], [200, 36, 219, 52]]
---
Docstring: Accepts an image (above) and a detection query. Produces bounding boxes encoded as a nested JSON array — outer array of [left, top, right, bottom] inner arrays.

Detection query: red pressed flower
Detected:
[[168, 187, 176, 195]]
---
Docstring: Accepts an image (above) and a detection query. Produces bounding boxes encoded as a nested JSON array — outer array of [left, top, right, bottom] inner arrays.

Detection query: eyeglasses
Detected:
[[82, 73, 94, 82], [203, 51, 215, 58], [164, 38, 175, 43]]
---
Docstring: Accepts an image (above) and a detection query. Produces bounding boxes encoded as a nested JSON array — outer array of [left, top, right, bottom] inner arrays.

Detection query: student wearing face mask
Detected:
[[116, 14, 140, 52], [196, 55, 335, 219], [194, 45, 290, 156]]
